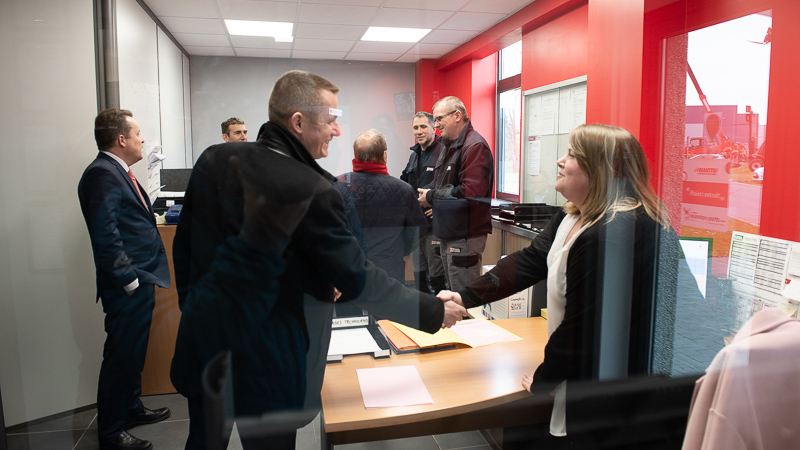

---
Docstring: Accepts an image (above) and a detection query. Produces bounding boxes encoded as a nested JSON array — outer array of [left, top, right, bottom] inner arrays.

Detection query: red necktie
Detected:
[[128, 169, 148, 209]]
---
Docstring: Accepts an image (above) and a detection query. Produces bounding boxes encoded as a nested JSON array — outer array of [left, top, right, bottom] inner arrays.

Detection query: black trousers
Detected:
[[97, 284, 156, 443]]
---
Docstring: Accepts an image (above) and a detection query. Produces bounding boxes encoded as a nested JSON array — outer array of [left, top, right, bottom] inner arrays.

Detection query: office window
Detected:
[[662, 11, 772, 377], [496, 41, 522, 201]]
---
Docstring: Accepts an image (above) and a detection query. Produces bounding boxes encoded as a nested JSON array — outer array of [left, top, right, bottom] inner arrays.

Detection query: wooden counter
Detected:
[[320, 317, 553, 447], [141, 225, 181, 395]]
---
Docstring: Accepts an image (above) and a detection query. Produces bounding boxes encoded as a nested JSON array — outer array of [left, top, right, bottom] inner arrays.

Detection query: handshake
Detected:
[[437, 290, 467, 329]]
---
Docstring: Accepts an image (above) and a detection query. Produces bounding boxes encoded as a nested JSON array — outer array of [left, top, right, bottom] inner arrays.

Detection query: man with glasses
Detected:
[[418, 96, 494, 292]]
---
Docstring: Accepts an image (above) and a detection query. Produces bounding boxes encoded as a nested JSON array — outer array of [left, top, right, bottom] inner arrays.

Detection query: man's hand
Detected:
[[441, 300, 467, 328], [437, 290, 465, 308], [417, 188, 431, 208], [424, 208, 433, 218], [333, 287, 342, 302]]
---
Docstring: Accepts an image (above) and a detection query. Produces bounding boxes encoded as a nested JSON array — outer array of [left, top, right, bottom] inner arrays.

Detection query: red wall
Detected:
[[521, 3, 588, 91], [417, 0, 800, 242], [639, 0, 800, 242]]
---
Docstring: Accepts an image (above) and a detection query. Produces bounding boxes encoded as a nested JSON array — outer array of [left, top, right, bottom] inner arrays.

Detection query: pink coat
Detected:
[[682, 308, 800, 450]]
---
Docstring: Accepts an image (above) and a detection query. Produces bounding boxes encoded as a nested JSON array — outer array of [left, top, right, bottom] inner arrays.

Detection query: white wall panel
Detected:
[[189, 57, 416, 177], [117, 0, 161, 182], [0, 0, 103, 426], [157, 28, 188, 169]]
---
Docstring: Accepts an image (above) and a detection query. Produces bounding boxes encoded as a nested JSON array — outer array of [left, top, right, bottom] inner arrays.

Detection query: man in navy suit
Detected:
[[78, 108, 172, 450]]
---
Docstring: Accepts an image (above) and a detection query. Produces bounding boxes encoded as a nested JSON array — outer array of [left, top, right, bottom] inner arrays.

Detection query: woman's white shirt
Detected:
[[544, 212, 589, 437], [545, 213, 589, 337]]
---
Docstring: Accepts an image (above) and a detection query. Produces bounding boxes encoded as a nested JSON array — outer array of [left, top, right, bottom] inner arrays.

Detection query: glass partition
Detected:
[[662, 11, 773, 376]]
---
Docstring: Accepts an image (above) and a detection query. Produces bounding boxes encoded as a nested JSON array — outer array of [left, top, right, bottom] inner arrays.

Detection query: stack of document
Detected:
[[377, 318, 522, 354]]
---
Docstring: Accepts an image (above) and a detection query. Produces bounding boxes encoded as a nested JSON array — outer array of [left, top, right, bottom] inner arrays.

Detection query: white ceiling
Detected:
[[145, 0, 535, 62]]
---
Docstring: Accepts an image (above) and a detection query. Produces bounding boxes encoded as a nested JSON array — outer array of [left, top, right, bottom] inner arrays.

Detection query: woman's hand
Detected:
[[521, 373, 533, 393]]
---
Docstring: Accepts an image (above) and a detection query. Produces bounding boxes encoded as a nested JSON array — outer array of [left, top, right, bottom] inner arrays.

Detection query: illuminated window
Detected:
[[496, 41, 522, 201]]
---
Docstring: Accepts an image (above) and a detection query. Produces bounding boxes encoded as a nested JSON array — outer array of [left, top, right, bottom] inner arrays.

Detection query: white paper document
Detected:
[[448, 319, 523, 347], [327, 328, 382, 356], [357, 366, 433, 409]]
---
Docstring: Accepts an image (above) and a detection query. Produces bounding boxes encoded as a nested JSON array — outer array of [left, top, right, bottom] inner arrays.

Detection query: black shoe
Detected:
[[125, 407, 171, 429], [100, 431, 153, 450]]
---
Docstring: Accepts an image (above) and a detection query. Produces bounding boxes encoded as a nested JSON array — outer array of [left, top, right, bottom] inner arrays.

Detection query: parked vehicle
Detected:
[[749, 139, 765, 172]]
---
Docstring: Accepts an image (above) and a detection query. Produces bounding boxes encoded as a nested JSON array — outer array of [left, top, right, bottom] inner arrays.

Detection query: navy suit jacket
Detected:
[[78, 152, 170, 301]]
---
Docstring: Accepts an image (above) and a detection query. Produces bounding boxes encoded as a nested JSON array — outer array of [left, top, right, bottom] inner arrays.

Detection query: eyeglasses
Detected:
[[433, 110, 457, 123]]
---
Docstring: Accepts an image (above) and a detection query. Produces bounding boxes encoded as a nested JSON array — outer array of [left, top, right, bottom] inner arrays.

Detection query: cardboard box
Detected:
[[474, 264, 531, 320]]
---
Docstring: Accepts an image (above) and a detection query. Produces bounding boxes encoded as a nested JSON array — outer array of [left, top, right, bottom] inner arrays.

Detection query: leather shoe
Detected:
[[99, 431, 153, 450], [125, 406, 171, 429]]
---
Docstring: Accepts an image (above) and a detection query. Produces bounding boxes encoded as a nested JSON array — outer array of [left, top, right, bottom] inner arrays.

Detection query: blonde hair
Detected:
[[563, 124, 669, 228]]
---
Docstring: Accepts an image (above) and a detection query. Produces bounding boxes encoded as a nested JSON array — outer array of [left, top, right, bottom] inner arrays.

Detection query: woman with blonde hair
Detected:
[[439, 123, 687, 440]]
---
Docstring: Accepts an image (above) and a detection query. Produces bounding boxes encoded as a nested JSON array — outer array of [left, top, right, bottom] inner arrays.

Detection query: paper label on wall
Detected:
[[526, 136, 541, 175], [527, 95, 542, 137], [568, 85, 587, 130], [540, 91, 558, 135]]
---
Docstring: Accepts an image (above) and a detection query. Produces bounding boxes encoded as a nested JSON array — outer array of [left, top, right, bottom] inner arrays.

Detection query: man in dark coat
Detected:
[[401, 112, 446, 294], [337, 129, 427, 282], [418, 96, 494, 292], [171, 70, 467, 450], [78, 108, 172, 450]]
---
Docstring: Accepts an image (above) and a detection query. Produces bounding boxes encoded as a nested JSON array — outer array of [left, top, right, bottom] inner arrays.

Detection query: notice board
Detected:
[[521, 76, 587, 205]]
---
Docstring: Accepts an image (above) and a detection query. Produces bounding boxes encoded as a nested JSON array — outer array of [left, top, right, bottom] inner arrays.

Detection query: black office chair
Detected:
[[201, 351, 234, 450], [563, 374, 697, 450], [502, 375, 697, 450]]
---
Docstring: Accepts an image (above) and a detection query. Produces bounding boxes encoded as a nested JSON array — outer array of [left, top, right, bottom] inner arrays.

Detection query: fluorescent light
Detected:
[[225, 19, 293, 42], [361, 27, 430, 43]]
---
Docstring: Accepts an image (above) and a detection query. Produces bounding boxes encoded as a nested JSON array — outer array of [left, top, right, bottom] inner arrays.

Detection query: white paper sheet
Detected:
[[449, 319, 522, 347], [357, 366, 433, 409], [327, 328, 382, 356]]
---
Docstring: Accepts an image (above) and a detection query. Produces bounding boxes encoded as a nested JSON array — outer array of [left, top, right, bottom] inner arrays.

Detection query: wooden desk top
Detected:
[[321, 317, 548, 433]]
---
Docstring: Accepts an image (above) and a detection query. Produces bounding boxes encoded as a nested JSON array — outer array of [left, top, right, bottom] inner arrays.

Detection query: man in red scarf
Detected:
[[335, 129, 427, 283]]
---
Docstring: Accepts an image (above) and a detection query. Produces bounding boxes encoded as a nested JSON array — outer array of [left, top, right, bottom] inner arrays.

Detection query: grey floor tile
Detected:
[[335, 435, 440, 450], [127, 417, 191, 450], [142, 393, 190, 422], [296, 420, 318, 450], [433, 430, 488, 449], [228, 423, 244, 450], [10, 409, 97, 433], [8, 429, 87, 450], [74, 429, 100, 450]]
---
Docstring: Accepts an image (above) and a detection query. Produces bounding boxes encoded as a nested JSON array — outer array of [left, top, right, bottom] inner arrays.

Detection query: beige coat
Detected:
[[682, 307, 800, 450]]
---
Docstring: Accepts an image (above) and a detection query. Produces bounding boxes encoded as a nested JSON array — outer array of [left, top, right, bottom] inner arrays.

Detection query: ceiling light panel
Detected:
[[225, 19, 293, 40]]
